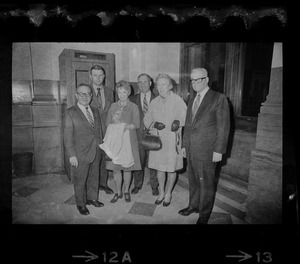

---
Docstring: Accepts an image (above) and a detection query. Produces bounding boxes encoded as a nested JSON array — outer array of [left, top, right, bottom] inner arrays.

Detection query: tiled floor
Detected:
[[12, 169, 248, 224]]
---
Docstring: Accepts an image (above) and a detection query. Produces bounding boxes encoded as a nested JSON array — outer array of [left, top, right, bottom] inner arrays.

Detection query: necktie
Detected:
[[97, 88, 103, 110], [85, 107, 94, 128], [142, 94, 148, 115], [192, 94, 201, 119]]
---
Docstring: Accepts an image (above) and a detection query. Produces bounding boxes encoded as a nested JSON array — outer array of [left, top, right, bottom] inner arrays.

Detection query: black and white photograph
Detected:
[[11, 42, 287, 225], [1, 3, 297, 264]]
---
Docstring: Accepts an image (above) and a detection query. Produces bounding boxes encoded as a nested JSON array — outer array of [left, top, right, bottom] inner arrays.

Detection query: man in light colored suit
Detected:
[[89, 65, 114, 195], [63, 84, 104, 215], [179, 68, 230, 224], [129, 73, 159, 196]]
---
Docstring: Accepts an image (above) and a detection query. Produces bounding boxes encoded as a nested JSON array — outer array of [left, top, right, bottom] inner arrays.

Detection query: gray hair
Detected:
[[156, 73, 173, 85]]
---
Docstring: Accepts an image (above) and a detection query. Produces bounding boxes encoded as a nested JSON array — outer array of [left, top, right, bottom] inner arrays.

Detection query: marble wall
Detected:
[[245, 43, 282, 224], [12, 42, 181, 175]]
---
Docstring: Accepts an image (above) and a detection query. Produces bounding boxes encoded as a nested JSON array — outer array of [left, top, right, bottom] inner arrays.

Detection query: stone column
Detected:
[[245, 43, 282, 224]]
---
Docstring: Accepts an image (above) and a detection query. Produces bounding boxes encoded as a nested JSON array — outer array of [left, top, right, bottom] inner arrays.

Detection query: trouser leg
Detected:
[[73, 163, 90, 207], [149, 167, 159, 190], [86, 147, 101, 201], [132, 144, 145, 189], [187, 155, 200, 209], [99, 149, 108, 186], [198, 160, 217, 218]]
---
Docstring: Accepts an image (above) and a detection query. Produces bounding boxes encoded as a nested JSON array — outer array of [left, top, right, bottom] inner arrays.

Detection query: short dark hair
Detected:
[[137, 73, 151, 82], [90, 65, 105, 75]]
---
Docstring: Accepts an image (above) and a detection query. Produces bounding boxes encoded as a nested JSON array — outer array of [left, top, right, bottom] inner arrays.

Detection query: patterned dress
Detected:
[[144, 91, 187, 172], [106, 100, 141, 171]]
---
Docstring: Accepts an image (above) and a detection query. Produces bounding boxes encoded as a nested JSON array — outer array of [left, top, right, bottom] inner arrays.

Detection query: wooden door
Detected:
[[59, 48, 115, 180]]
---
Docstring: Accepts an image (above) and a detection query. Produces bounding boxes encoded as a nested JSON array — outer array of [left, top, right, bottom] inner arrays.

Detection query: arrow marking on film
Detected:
[[226, 250, 252, 262], [72, 250, 99, 262]]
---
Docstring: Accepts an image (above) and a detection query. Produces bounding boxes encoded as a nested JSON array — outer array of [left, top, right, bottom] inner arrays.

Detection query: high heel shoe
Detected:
[[155, 197, 164, 205], [110, 193, 123, 203], [163, 194, 172, 207], [124, 192, 131, 202]]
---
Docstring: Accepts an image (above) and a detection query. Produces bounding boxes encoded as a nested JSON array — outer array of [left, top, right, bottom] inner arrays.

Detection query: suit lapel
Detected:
[[150, 92, 155, 102], [103, 85, 113, 112], [186, 93, 196, 125], [192, 89, 212, 124], [75, 105, 91, 128]]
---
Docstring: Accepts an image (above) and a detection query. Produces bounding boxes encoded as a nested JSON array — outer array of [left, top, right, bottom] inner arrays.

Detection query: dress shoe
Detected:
[[152, 188, 159, 196], [124, 192, 131, 202], [131, 187, 140, 194], [77, 206, 90, 215], [196, 217, 209, 224], [155, 197, 164, 205], [178, 207, 199, 216], [99, 185, 114, 194], [110, 193, 123, 203], [87, 199, 104, 207]]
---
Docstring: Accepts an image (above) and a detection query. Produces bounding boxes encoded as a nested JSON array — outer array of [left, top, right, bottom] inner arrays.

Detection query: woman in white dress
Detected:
[[144, 73, 187, 206]]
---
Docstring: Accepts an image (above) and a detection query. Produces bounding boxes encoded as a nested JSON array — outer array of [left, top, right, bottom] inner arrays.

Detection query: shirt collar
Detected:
[[197, 86, 209, 98], [93, 84, 104, 91], [77, 103, 91, 111], [140, 90, 151, 98]]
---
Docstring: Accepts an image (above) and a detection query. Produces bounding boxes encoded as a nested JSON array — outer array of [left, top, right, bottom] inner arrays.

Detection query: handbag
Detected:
[[141, 123, 162, 151]]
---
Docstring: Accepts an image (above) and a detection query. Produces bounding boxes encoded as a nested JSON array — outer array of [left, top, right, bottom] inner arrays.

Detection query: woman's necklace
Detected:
[[118, 99, 128, 108]]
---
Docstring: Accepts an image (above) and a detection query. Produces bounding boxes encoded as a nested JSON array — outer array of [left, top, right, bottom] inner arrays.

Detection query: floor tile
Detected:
[[13, 186, 40, 197], [214, 198, 245, 220], [209, 212, 233, 224], [176, 178, 189, 190], [128, 202, 157, 217], [216, 184, 247, 204], [64, 195, 76, 205]]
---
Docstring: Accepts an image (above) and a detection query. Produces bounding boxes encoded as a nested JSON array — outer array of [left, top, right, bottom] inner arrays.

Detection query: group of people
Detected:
[[63, 65, 230, 225]]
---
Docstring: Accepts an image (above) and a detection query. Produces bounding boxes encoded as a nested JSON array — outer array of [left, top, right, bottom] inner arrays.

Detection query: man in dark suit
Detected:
[[179, 68, 230, 224], [129, 73, 159, 196], [89, 65, 114, 194], [63, 84, 104, 215]]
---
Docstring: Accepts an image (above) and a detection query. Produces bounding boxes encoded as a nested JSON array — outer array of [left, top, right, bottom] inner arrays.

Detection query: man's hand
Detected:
[[154, 121, 165, 130], [171, 120, 180, 132], [70, 156, 78, 168], [212, 152, 222, 162]]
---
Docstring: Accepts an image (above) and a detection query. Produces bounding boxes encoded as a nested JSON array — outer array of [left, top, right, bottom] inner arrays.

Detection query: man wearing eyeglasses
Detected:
[[63, 84, 104, 215], [179, 68, 230, 224], [89, 65, 114, 195]]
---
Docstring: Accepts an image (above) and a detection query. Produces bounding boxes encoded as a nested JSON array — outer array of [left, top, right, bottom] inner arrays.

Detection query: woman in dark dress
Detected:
[[104, 80, 141, 203]]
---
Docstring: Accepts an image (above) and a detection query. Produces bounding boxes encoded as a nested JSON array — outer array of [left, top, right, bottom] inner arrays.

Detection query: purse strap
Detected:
[[145, 121, 159, 136]]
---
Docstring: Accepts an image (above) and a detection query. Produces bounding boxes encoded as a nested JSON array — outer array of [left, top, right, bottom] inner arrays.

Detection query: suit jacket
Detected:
[[182, 89, 230, 161], [90, 85, 115, 134], [129, 92, 157, 142], [63, 105, 102, 164]]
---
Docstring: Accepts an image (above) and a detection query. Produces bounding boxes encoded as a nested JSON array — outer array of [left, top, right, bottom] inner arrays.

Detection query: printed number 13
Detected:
[[256, 252, 272, 263]]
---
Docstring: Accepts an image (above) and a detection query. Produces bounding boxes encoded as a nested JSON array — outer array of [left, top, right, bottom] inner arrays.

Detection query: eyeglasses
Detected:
[[77, 92, 92, 97], [190, 77, 207, 84]]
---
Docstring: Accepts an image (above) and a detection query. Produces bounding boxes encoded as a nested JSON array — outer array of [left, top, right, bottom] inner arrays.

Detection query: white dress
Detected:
[[143, 91, 187, 172]]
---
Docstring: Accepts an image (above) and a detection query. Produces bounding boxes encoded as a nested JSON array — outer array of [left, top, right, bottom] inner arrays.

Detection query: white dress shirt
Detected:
[[192, 86, 210, 111]]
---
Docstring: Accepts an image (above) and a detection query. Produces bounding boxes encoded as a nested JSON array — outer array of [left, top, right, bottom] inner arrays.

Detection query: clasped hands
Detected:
[[153, 120, 180, 132]]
